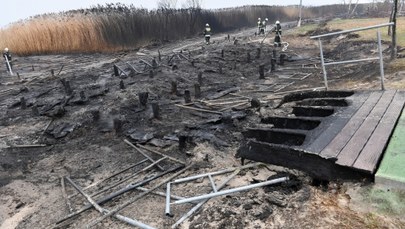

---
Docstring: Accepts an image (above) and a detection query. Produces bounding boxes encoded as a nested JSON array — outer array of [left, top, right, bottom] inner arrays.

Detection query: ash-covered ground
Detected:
[[1, 24, 405, 229]]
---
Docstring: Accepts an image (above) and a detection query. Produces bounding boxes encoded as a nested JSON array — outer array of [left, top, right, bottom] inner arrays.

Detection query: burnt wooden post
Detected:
[[151, 102, 160, 119], [20, 97, 26, 110], [32, 105, 39, 116], [139, 92, 149, 107], [152, 58, 158, 69], [17, 72, 20, 80], [119, 80, 125, 89], [221, 49, 224, 58], [113, 118, 123, 133], [218, 63, 223, 74], [91, 110, 100, 122], [184, 90, 191, 103], [113, 65, 120, 76], [272, 49, 277, 59], [51, 69, 55, 77], [80, 91, 86, 100], [198, 72, 203, 85], [259, 64, 265, 79], [60, 79, 73, 95], [227, 34, 230, 41], [247, 52, 251, 63], [158, 50, 162, 62], [280, 54, 286, 66], [31, 65, 35, 71], [178, 135, 187, 152], [251, 97, 261, 108], [271, 58, 276, 71], [194, 83, 201, 98], [256, 47, 261, 59], [171, 81, 178, 95], [65, 81, 73, 95], [149, 70, 154, 78]]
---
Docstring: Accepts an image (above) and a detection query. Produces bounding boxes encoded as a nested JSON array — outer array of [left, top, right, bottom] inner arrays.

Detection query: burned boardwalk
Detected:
[[238, 90, 405, 180]]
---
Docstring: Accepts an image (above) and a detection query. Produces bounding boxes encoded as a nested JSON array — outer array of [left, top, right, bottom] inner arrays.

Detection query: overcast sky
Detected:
[[1, 0, 372, 28]]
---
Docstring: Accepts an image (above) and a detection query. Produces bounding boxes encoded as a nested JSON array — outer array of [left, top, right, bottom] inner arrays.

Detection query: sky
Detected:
[[1, 0, 373, 28]]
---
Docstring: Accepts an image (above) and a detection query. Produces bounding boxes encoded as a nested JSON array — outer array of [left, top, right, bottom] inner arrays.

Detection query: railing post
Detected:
[[318, 38, 329, 90], [377, 30, 385, 91]]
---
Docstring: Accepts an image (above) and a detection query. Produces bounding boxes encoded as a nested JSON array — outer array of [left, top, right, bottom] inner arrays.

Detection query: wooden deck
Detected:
[[319, 90, 405, 174], [238, 90, 405, 180]]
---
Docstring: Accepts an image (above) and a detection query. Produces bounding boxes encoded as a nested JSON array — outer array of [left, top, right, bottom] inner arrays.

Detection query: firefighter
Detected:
[[257, 18, 263, 35], [203, 23, 211, 45], [263, 18, 269, 32], [273, 21, 282, 47], [3, 48, 12, 73]]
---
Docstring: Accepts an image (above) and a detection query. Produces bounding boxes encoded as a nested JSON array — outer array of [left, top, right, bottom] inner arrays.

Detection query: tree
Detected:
[[182, 0, 203, 35], [157, 0, 178, 41], [157, 0, 178, 9]]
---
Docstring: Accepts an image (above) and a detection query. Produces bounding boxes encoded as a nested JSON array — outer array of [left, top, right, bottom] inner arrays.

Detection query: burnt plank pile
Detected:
[[238, 90, 405, 180]]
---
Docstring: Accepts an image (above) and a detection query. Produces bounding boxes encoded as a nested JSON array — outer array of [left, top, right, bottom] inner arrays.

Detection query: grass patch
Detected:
[[315, 17, 405, 47]]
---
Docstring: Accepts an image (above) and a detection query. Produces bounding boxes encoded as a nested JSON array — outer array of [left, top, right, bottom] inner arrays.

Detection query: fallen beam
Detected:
[[175, 104, 222, 115]]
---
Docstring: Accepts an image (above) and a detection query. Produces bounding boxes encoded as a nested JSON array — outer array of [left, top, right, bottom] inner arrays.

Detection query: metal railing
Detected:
[[310, 22, 394, 90]]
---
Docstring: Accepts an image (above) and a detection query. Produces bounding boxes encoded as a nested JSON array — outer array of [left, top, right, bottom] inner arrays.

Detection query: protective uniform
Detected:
[[203, 23, 211, 45], [3, 48, 12, 72], [257, 18, 264, 35], [263, 18, 269, 32], [273, 21, 282, 47]]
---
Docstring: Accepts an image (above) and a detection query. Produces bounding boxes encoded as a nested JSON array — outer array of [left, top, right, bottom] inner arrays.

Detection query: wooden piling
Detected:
[[113, 65, 120, 76], [32, 105, 39, 116], [280, 54, 286, 66], [256, 48, 261, 59], [194, 83, 201, 98], [178, 135, 187, 152], [138, 92, 149, 107], [91, 110, 100, 122], [271, 58, 276, 71], [198, 72, 203, 85], [151, 102, 160, 119], [171, 81, 178, 95], [184, 90, 191, 104], [218, 63, 223, 74], [119, 80, 125, 89], [259, 65, 265, 79], [20, 97, 26, 110], [80, 91, 86, 100]]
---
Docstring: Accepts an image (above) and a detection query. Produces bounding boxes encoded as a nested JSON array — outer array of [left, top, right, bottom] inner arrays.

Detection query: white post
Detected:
[[298, 0, 303, 27], [318, 38, 329, 90], [377, 30, 385, 90]]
